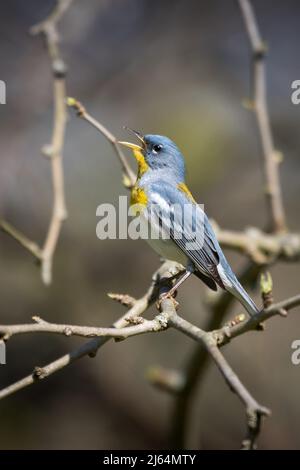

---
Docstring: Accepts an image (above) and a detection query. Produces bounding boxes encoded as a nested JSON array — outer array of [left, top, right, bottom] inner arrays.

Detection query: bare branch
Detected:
[[169, 262, 261, 448], [30, 0, 73, 39], [0, 219, 42, 260], [0, 0, 73, 284], [0, 2, 296, 449], [168, 312, 270, 449], [0, 297, 150, 400], [163, 48, 298, 439], [238, 0, 286, 232], [0, 314, 168, 342], [214, 224, 300, 264], [213, 293, 300, 347], [166, 267, 300, 448], [107, 292, 137, 308], [1, 254, 299, 447], [154, 278, 271, 449], [0, 261, 168, 401], [67, 97, 136, 188], [31, 0, 72, 284]]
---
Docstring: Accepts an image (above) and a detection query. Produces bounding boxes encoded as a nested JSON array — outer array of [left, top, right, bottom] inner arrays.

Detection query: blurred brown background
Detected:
[[0, 0, 300, 450]]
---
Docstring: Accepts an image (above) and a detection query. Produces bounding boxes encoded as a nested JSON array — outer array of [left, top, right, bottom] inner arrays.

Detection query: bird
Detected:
[[118, 130, 260, 317]]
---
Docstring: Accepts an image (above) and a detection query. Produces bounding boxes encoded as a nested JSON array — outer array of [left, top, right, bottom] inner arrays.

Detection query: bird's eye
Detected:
[[152, 144, 163, 154]]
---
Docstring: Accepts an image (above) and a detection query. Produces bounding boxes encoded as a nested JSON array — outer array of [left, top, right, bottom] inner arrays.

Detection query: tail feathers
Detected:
[[228, 279, 260, 317], [217, 262, 259, 317]]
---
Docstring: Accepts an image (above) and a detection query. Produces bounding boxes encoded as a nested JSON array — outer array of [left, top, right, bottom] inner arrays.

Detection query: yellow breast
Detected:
[[130, 185, 148, 215]]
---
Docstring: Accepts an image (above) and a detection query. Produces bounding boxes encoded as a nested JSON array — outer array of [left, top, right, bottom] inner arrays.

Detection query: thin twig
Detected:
[[0, 291, 151, 401], [67, 98, 136, 188], [0, 0, 73, 284], [167, 311, 270, 450], [0, 2, 296, 450], [169, 262, 261, 448], [0, 314, 168, 341], [213, 293, 300, 347], [0, 219, 42, 260], [162, 3, 295, 443], [1, 261, 299, 448], [0, 261, 169, 401], [31, 0, 72, 284], [238, 0, 286, 233], [30, 0, 73, 35], [107, 292, 137, 308], [2, 212, 299, 277], [213, 224, 300, 264]]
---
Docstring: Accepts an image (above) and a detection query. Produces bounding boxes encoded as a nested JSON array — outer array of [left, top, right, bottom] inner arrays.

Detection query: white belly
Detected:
[[146, 236, 188, 266], [140, 211, 188, 266]]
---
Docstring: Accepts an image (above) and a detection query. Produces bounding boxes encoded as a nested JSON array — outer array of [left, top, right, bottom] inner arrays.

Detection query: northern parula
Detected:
[[118, 131, 259, 316]]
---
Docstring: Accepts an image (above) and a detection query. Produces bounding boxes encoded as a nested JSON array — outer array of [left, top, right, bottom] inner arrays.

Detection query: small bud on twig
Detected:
[[260, 271, 273, 308]]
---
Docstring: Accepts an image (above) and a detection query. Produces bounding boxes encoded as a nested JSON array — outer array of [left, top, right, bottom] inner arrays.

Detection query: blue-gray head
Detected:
[[118, 130, 185, 181]]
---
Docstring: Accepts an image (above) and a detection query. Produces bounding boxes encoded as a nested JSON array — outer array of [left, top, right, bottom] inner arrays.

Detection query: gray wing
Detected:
[[147, 181, 225, 289]]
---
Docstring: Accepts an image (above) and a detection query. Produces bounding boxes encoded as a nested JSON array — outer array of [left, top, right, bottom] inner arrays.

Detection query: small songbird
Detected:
[[118, 131, 259, 316]]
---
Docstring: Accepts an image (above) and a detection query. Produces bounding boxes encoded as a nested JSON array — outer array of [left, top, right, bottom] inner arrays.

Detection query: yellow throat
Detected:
[[132, 148, 149, 179], [130, 148, 149, 211]]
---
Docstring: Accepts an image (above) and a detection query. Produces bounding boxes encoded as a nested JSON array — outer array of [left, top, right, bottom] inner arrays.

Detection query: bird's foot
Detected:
[[157, 270, 184, 289], [156, 292, 179, 311]]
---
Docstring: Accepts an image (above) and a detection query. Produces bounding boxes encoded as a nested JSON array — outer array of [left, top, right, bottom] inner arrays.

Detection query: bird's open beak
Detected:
[[118, 127, 145, 152], [118, 141, 143, 151]]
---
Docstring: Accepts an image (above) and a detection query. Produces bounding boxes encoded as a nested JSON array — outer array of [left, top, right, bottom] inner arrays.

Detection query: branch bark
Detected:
[[67, 98, 136, 188], [0, 261, 168, 400], [0, 314, 168, 341], [0, 0, 297, 451], [0, 219, 42, 260], [213, 293, 300, 347], [169, 262, 261, 448], [164, 310, 271, 450], [0, 0, 73, 284], [31, 0, 72, 284], [238, 0, 286, 233], [1, 256, 299, 447], [213, 223, 300, 264]]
